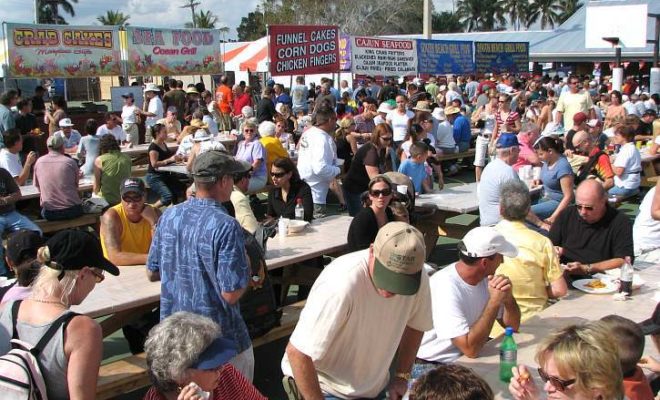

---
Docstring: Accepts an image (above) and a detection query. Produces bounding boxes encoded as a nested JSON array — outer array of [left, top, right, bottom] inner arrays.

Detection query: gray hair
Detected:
[[521, 121, 539, 135], [496, 147, 514, 159], [242, 119, 257, 131], [144, 312, 221, 392], [259, 121, 276, 137], [241, 106, 254, 118], [500, 179, 531, 221]]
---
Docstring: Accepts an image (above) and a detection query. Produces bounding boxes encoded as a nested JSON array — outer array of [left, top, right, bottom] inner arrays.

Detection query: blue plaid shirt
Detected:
[[147, 197, 251, 353]]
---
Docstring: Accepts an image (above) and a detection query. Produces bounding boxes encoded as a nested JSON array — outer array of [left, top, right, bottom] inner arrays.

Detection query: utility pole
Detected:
[[423, 0, 432, 39], [180, 0, 201, 28]]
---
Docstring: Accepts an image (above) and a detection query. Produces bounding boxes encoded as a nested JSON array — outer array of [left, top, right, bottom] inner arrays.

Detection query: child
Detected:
[[410, 364, 494, 400], [398, 141, 433, 195], [600, 315, 654, 400]]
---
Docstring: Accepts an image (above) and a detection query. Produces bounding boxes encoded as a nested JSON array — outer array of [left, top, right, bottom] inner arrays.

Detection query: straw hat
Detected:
[[444, 106, 460, 116], [432, 107, 446, 121], [189, 119, 209, 130], [186, 87, 199, 95], [412, 101, 432, 112]]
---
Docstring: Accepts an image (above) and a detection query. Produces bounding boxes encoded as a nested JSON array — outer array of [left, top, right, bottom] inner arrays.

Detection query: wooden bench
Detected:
[[435, 148, 476, 162], [131, 165, 148, 178], [96, 300, 306, 399], [34, 213, 101, 234]]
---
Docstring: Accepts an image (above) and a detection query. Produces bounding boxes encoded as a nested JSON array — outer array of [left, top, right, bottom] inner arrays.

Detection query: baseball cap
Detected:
[[586, 119, 600, 128], [46, 134, 65, 149], [121, 92, 134, 99], [192, 150, 251, 183], [120, 178, 146, 197], [573, 112, 588, 125], [6, 230, 44, 265], [496, 133, 519, 148], [190, 336, 238, 370], [372, 222, 426, 296], [458, 227, 518, 258], [640, 304, 660, 335], [58, 118, 74, 127], [45, 230, 119, 276]]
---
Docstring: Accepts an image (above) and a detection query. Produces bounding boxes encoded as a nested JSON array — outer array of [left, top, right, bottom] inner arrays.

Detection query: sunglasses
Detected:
[[244, 129, 255, 133], [271, 171, 288, 178], [380, 136, 393, 142], [575, 204, 594, 211], [369, 188, 392, 197], [537, 368, 576, 392], [89, 268, 105, 284], [122, 195, 143, 204]]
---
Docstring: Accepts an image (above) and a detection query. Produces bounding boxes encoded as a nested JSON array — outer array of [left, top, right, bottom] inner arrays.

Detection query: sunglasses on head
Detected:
[[271, 171, 287, 178], [537, 368, 576, 392], [369, 188, 392, 197]]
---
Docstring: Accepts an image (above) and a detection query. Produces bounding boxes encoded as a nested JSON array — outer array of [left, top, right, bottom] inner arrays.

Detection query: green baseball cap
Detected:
[[372, 222, 426, 295], [192, 150, 251, 183]]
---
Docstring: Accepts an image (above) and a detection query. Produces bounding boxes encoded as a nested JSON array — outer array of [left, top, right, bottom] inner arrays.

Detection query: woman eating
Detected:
[[346, 175, 395, 252]]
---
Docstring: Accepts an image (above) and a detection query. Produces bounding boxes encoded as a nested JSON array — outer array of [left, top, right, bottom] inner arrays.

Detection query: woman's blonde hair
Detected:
[[536, 323, 623, 399], [29, 245, 79, 307]]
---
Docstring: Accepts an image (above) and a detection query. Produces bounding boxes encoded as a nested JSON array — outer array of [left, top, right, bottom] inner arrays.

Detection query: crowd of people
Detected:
[[0, 69, 657, 400]]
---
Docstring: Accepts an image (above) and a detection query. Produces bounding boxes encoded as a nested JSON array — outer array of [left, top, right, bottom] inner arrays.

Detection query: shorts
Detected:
[[474, 134, 491, 167]]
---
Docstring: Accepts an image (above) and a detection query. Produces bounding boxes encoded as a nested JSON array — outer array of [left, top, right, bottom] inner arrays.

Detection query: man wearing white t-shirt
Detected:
[[554, 76, 594, 128], [53, 118, 82, 154], [96, 113, 127, 144], [120, 92, 139, 146], [282, 222, 432, 400], [415, 227, 520, 372], [0, 129, 37, 185], [137, 83, 163, 143]]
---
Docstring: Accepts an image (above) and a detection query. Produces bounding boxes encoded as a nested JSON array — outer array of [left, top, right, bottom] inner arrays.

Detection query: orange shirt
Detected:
[[215, 84, 233, 114], [622, 367, 654, 400]]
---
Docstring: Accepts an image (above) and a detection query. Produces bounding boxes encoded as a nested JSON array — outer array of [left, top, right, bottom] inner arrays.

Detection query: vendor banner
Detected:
[[416, 39, 474, 74], [339, 34, 351, 72], [125, 26, 222, 75], [4, 23, 121, 78], [268, 25, 339, 76], [350, 36, 417, 76], [474, 41, 529, 74]]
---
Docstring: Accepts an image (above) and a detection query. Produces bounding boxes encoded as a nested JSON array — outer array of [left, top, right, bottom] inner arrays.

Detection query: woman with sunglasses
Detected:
[[342, 123, 395, 217], [235, 120, 267, 192], [147, 123, 183, 209], [0, 229, 119, 400], [472, 93, 499, 181], [267, 157, 313, 222], [346, 175, 395, 252], [491, 93, 521, 150], [509, 323, 624, 400]]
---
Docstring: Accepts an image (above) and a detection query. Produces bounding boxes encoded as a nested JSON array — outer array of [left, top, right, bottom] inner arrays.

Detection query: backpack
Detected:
[[240, 223, 282, 339], [0, 300, 78, 400]]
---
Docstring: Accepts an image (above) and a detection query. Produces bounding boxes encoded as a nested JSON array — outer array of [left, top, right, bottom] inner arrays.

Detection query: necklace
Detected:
[[30, 298, 66, 307]]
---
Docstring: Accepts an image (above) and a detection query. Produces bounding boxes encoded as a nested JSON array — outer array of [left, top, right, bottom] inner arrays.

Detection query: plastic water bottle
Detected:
[[619, 257, 633, 296], [499, 327, 517, 383], [295, 198, 304, 220]]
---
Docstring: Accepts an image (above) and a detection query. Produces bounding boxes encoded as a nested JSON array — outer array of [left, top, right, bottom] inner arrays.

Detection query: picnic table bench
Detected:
[[34, 212, 101, 234], [435, 148, 476, 162]]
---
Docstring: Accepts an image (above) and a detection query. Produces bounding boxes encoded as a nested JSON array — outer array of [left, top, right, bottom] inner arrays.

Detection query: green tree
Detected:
[[501, 0, 528, 30], [557, 0, 582, 24], [432, 11, 463, 33], [237, 11, 267, 41], [97, 10, 130, 26], [185, 10, 219, 29], [37, 0, 78, 24], [525, 0, 562, 29], [456, 0, 506, 32]]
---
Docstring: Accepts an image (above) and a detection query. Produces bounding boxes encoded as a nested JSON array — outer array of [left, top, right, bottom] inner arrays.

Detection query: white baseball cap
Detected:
[[58, 118, 74, 127], [459, 227, 518, 258]]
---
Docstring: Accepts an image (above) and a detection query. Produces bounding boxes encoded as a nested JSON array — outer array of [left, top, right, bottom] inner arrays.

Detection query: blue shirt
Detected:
[[452, 115, 471, 144], [398, 159, 428, 193], [540, 156, 573, 202], [147, 198, 251, 353]]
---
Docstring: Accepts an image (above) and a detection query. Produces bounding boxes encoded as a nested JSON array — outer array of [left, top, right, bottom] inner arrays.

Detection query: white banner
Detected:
[[350, 36, 417, 76]]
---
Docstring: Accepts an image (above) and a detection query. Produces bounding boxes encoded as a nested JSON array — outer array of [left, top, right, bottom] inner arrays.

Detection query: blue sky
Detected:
[[1, 0, 456, 40]]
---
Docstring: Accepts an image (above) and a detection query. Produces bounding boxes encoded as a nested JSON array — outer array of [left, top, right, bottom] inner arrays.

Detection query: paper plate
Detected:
[[572, 278, 618, 294]]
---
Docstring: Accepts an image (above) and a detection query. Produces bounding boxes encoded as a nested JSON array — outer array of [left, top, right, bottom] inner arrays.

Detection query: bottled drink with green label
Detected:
[[500, 327, 517, 383]]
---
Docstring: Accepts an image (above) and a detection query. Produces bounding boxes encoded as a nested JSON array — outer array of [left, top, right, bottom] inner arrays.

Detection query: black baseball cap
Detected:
[[46, 230, 119, 276], [6, 230, 43, 265], [640, 303, 660, 335], [120, 178, 146, 197], [192, 150, 251, 183]]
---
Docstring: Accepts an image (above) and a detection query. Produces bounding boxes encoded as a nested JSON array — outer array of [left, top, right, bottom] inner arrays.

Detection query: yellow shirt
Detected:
[[492, 219, 563, 336], [259, 136, 289, 179], [556, 90, 593, 128], [101, 203, 153, 258]]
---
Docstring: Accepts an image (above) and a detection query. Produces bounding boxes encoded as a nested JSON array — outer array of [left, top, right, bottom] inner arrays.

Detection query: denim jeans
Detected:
[[42, 204, 83, 221], [343, 188, 364, 217], [608, 186, 639, 198], [146, 172, 174, 206], [0, 211, 42, 276], [530, 197, 560, 221]]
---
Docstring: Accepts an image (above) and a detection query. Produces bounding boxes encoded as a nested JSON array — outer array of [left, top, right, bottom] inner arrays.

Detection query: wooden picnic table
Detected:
[[157, 163, 188, 175], [456, 263, 660, 399], [19, 178, 94, 200], [72, 214, 352, 336]]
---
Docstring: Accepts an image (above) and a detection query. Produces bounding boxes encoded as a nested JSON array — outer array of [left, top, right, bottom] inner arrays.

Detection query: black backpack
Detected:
[[240, 223, 282, 339]]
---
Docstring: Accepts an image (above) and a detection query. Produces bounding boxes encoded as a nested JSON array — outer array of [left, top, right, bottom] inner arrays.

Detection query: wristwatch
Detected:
[[395, 372, 411, 381]]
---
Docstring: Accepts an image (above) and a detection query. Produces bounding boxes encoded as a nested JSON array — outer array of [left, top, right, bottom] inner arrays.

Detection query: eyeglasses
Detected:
[[537, 368, 576, 392], [271, 171, 287, 178], [575, 204, 594, 211], [89, 268, 105, 284], [369, 188, 392, 197], [244, 129, 255, 133], [569, 82, 579, 86], [380, 136, 393, 142]]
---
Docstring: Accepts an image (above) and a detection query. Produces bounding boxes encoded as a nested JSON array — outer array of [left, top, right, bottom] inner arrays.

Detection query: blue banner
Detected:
[[416, 39, 474, 75], [474, 41, 529, 74]]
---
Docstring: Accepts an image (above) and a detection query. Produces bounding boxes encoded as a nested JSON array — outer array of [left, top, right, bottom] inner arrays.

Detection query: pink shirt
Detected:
[[34, 151, 81, 210], [512, 133, 535, 172]]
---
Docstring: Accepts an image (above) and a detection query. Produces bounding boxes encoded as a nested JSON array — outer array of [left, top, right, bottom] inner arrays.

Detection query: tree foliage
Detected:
[[184, 10, 219, 29], [432, 11, 463, 34], [37, 0, 78, 24], [456, 0, 506, 32], [525, 0, 562, 29], [97, 10, 130, 26]]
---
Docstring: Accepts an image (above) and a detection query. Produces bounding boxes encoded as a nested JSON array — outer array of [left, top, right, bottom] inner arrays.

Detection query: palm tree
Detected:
[[184, 10, 219, 29], [557, 0, 582, 24], [456, 0, 506, 32], [37, 0, 78, 24], [525, 0, 562, 29], [501, 0, 528, 31], [97, 10, 130, 26]]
